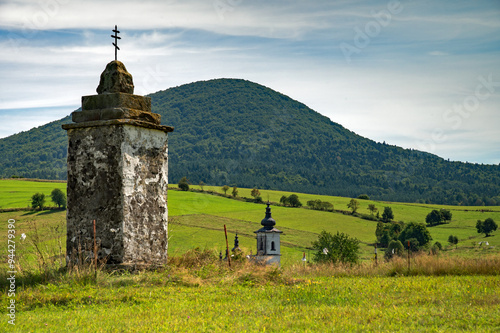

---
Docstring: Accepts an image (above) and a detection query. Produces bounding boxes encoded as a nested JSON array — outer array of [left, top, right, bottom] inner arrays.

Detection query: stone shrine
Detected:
[[62, 59, 173, 265]]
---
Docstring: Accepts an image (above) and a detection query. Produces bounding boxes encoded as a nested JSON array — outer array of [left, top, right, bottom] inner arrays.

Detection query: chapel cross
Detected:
[[111, 25, 121, 61]]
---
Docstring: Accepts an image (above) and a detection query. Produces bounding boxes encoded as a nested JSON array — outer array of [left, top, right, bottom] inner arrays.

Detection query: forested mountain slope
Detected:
[[1, 79, 499, 205]]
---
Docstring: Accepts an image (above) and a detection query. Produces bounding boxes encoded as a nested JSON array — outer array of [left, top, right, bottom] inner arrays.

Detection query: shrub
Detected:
[[448, 235, 458, 248], [287, 194, 302, 207], [385, 240, 404, 260], [312, 231, 360, 265], [31, 193, 45, 210], [253, 196, 263, 204], [178, 177, 190, 191], [307, 199, 333, 211], [281, 194, 302, 207], [403, 238, 420, 252], [357, 194, 370, 200], [430, 242, 442, 255]]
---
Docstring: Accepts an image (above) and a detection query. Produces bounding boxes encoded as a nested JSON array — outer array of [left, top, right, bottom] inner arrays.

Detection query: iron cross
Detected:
[[111, 25, 121, 61]]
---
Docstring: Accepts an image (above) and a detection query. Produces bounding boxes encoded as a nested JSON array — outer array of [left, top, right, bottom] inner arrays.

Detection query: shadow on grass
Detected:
[[0, 266, 68, 291], [21, 208, 65, 216], [39, 209, 65, 216]]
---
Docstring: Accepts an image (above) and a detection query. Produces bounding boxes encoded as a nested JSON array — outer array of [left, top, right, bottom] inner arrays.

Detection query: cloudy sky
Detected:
[[1, 0, 499, 164]]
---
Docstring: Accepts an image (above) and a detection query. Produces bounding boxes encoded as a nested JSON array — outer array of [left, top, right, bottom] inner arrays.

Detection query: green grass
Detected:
[[1, 273, 498, 332], [0, 179, 66, 209]]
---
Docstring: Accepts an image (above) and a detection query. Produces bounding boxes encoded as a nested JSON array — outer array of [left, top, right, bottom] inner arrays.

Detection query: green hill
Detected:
[[1, 78, 499, 205]]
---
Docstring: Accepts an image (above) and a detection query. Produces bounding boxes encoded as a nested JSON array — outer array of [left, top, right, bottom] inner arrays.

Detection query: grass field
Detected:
[[0, 179, 66, 209], [1, 179, 499, 265], [1, 272, 499, 332], [1, 179, 500, 331]]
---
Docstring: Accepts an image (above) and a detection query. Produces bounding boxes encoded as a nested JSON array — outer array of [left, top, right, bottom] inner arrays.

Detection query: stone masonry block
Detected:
[[82, 93, 151, 112], [65, 124, 169, 265]]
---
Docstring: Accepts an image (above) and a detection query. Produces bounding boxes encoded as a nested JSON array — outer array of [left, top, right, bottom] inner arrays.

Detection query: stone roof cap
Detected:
[[97, 60, 134, 94]]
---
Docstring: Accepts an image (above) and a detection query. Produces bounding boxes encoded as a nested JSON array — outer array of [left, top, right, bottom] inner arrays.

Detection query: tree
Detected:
[[398, 222, 432, 251], [280, 195, 289, 206], [425, 209, 442, 226], [199, 181, 205, 191], [440, 209, 452, 222], [178, 177, 190, 191], [368, 204, 377, 216], [308, 199, 333, 211], [50, 188, 66, 209], [31, 193, 45, 211], [375, 222, 385, 242], [311, 231, 360, 265], [430, 241, 442, 255], [379, 230, 391, 248], [448, 235, 458, 248], [357, 194, 370, 200], [382, 207, 394, 222], [287, 194, 302, 207], [221, 185, 230, 195], [476, 218, 498, 237], [307, 199, 321, 210], [404, 238, 420, 252], [250, 188, 261, 199], [376, 221, 404, 247], [232, 186, 239, 197], [319, 201, 334, 211], [426, 209, 452, 226], [250, 188, 262, 203], [347, 199, 359, 214], [385, 239, 404, 259]]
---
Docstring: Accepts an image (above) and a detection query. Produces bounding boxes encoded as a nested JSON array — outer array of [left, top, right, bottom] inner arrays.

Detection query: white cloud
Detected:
[[0, 0, 499, 164]]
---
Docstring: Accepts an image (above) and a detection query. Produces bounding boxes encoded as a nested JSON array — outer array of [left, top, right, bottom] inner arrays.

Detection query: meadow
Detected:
[[1, 179, 499, 332], [3, 179, 499, 264], [0, 179, 66, 210]]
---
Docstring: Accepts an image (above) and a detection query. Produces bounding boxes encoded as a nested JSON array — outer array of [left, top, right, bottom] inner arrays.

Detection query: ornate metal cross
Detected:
[[111, 25, 121, 61]]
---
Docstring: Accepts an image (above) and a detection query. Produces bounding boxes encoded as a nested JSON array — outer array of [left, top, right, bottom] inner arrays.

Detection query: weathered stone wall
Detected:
[[66, 125, 125, 263], [121, 125, 169, 264], [66, 123, 169, 265]]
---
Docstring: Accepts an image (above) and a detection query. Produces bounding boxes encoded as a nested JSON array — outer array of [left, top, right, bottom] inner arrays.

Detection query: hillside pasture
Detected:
[[1, 180, 500, 331], [0, 179, 66, 209], [1, 180, 499, 267]]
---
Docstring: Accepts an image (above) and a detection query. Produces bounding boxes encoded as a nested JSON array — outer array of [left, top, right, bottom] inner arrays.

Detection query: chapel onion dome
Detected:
[[261, 202, 276, 230]]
